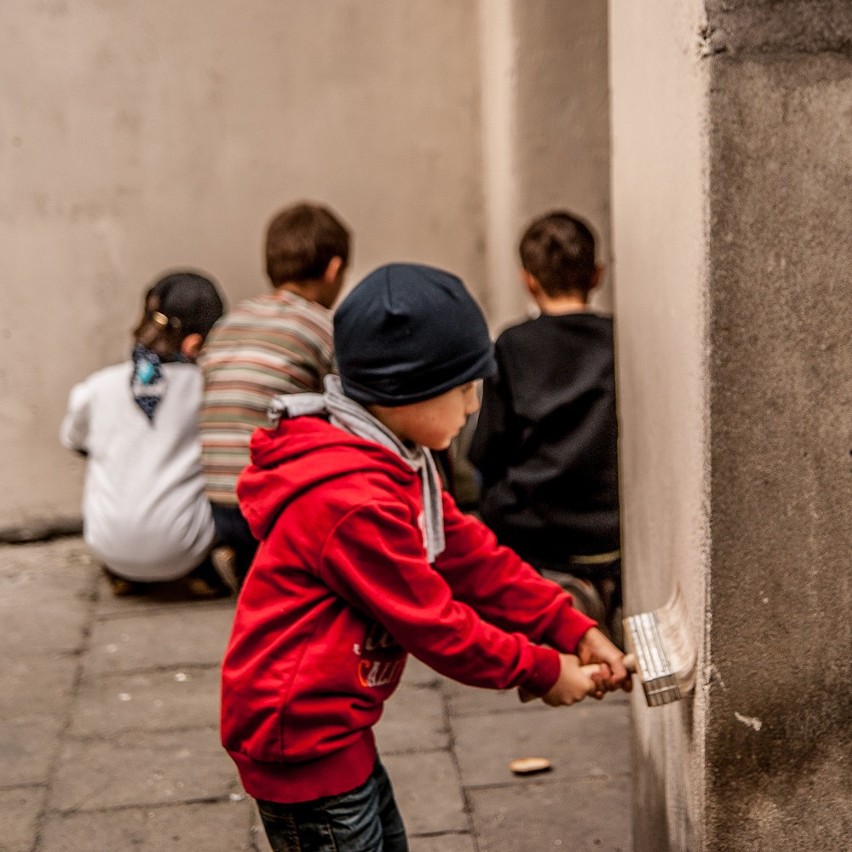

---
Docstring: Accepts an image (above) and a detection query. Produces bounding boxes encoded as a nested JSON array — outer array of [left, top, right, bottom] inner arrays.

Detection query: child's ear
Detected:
[[323, 256, 345, 285], [590, 265, 605, 291], [520, 269, 540, 298], [180, 333, 204, 361]]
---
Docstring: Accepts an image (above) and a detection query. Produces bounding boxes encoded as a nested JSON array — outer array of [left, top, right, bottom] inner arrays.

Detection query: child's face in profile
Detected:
[[370, 382, 480, 450]]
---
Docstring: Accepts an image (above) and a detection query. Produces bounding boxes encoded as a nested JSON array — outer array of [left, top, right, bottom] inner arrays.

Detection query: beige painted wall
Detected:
[[2, 0, 612, 532], [609, 0, 709, 848], [1, 0, 485, 527]]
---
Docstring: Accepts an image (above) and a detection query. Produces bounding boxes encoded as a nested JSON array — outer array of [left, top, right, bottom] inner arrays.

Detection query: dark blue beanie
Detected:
[[334, 263, 497, 406]]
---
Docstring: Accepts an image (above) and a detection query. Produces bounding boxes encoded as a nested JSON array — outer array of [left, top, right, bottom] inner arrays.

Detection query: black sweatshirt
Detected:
[[468, 312, 620, 565]]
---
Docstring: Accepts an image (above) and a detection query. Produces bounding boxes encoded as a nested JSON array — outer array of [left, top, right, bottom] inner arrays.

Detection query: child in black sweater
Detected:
[[468, 211, 622, 641]]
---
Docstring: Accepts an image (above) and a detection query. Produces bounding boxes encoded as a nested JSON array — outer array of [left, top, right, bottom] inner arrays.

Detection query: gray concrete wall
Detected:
[[704, 10, 851, 849], [611, 0, 851, 848]]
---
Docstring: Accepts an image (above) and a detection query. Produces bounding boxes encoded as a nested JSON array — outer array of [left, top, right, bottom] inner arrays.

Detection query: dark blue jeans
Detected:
[[256, 760, 408, 852]]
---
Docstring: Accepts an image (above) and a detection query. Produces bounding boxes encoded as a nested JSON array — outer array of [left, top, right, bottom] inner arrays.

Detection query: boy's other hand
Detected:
[[576, 627, 633, 693], [540, 654, 607, 707]]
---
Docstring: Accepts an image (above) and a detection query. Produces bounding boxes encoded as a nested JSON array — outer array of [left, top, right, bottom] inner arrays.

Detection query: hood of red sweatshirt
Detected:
[[237, 416, 418, 542]]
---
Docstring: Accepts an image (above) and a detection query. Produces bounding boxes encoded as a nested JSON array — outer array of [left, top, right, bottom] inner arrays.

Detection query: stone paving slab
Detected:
[[48, 727, 240, 813], [0, 716, 65, 788], [384, 749, 470, 837], [0, 594, 90, 660], [451, 699, 631, 788], [401, 654, 442, 687], [0, 537, 633, 850], [2, 656, 78, 720], [376, 680, 448, 754], [70, 665, 220, 738], [82, 604, 234, 677], [444, 674, 631, 717], [0, 786, 44, 852], [443, 678, 530, 717], [0, 540, 95, 597], [468, 773, 631, 851], [38, 799, 257, 852], [409, 834, 478, 852]]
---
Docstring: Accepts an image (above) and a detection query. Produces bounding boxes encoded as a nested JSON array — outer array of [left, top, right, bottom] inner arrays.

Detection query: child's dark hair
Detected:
[[519, 211, 597, 297], [133, 271, 225, 357], [265, 202, 351, 286]]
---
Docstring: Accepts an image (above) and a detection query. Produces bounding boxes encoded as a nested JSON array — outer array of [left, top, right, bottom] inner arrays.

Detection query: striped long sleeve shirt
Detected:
[[198, 290, 334, 505]]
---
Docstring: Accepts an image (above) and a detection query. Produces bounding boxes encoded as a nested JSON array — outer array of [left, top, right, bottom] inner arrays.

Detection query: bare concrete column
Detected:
[[477, 0, 612, 331], [478, 0, 524, 329], [610, 0, 851, 848]]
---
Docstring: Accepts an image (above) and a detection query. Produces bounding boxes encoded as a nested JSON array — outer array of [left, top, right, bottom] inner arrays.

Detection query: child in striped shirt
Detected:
[[198, 202, 351, 589]]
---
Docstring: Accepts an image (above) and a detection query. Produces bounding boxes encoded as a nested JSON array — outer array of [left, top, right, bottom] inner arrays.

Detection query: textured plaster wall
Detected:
[[0, 0, 484, 528], [609, 0, 709, 846], [611, 0, 851, 848], [705, 46, 851, 852], [2, 0, 613, 531]]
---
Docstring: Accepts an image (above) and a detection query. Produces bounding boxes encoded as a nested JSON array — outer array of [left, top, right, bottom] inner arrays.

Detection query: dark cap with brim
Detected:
[[334, 263, 496, 406]]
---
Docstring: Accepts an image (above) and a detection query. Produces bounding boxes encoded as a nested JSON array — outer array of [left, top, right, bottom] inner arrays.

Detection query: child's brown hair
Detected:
[[265, 202, 351, 286], [519, 211, 597, 298]]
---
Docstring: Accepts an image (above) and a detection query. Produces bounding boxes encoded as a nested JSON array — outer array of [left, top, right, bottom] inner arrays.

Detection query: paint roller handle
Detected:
[[623, 653, 637, 673]]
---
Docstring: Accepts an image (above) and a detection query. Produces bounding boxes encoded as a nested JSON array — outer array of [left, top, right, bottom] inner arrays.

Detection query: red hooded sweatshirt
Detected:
[[221, 416, 595, 803]]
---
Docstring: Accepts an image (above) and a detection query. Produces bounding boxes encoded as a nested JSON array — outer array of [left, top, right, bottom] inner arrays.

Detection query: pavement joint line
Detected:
[[79, 662, 220, 675], [463, 770, 634, 792], [408, 830, 475, 840], [32, 563, 102, 850], [381, 746, 451, 757], [0, 781, 47, 793], [48, 793, 243, 817], [93, 601, 235, 622], [450, 704, 550, 717], [65, 723, 221, 742], [440, 678, 481, 851], [77, 662, 222, 677]]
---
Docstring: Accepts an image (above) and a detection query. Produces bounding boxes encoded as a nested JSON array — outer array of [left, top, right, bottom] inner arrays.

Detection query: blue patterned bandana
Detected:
[[130, 344, 188, 422], [131, 344, 166, 422]]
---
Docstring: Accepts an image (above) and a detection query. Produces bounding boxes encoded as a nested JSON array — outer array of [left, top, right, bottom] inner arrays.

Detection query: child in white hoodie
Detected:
[[61, 271, 227, 596]]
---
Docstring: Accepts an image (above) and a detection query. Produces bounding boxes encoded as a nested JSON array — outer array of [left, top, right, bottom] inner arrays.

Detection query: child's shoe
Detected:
[[102, 566, 143, 597], [184, 557, 232, 599], [211, 546, 241, 595]]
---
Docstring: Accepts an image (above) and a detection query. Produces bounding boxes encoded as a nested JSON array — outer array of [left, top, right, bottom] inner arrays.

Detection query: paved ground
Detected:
[[0, 537, 632, 851]]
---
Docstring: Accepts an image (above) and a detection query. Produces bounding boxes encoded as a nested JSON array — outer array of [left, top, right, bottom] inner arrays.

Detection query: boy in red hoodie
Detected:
[[221, 263, 631, 852]]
